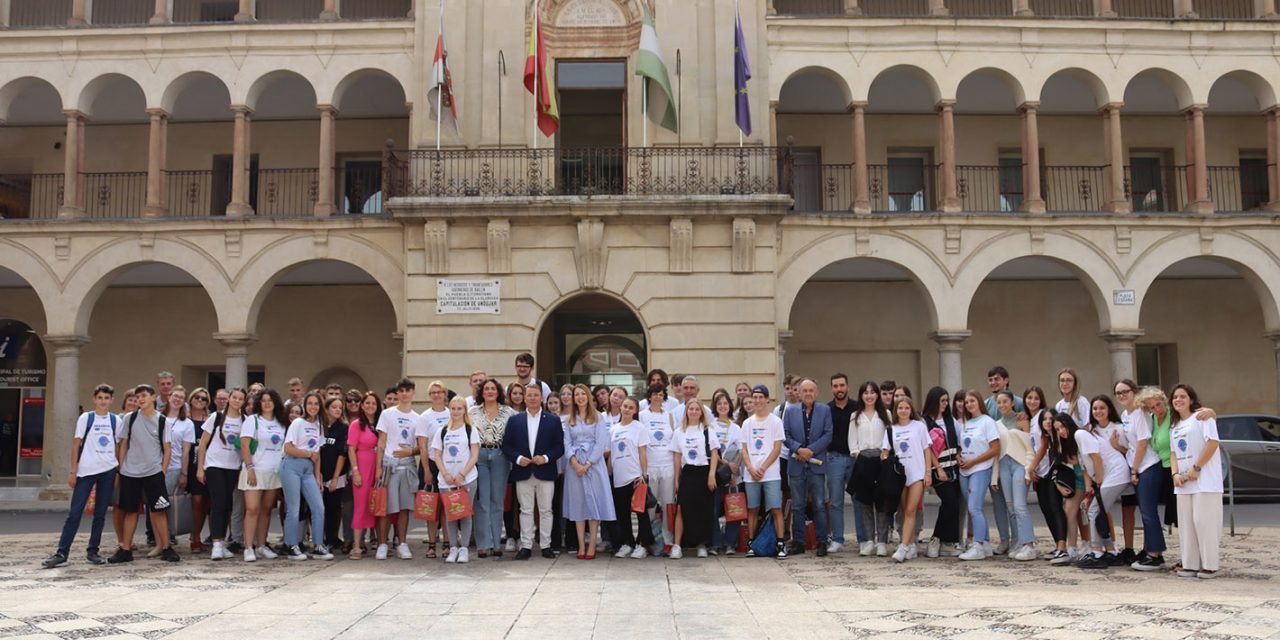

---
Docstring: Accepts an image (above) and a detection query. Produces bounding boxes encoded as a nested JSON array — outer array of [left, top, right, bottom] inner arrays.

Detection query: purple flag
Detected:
[[734, 9, 752, 137]]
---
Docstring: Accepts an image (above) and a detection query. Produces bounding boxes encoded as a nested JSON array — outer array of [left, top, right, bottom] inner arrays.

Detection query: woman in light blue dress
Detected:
[[562, 383, 616, 559]]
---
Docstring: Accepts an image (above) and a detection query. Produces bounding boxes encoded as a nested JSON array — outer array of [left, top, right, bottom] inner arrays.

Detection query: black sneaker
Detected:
[[159, 547, 181, 563], [286, 545, 307, 561], [776, 541, 788, 559], [41, 553, 68, 569], [86, 552, 106, 566], [815, 544, 828, 558], [107, 548, 134, 564], [1102, 552, 1126, 567], [227, 541, 245, 554], [1118, 548, 1137, 565], [787, 541, 806, 556], [1132, 554, 1165, 571], [1076, 553, 1108, 570], [146, 536, 156, 547]]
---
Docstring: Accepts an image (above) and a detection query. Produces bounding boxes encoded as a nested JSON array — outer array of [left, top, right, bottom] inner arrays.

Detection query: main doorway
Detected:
[[0, 319, 46, 478], [536, 294, 647, 396]]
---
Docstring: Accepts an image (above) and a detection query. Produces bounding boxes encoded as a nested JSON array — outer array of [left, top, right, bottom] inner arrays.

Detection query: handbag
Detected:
[[412, 489, 438, 521], [749, 518, 778, 557], [368, 486, 388, 517], [630, 481, 649, 513], [723, 489, 747, 523], [168, 490, 193, 537], [84, 487, 97, 516], [1050, 463, 1077, 498], [442, 487, 474, 522], [704, 426, 732, 487]]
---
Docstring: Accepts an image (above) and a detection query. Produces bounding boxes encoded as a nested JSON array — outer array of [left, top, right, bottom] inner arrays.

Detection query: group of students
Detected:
[[44, 359, 1227, 579]]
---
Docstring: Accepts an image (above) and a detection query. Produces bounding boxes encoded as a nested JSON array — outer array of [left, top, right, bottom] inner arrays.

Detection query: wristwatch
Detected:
[[1192, 464, 1202, 472]]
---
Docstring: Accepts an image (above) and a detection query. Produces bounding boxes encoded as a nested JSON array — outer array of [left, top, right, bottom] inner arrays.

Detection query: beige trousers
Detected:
[[1176, 491, 1222, 572]]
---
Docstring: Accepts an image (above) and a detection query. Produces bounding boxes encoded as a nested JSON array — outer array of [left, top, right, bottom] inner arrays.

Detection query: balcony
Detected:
[[0, 0, 412, 28], [770, 0, 1267, 19]]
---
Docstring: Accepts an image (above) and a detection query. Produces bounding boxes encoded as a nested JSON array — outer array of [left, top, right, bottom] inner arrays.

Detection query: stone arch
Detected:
[[73, 73, 147, 119], [865, 64, 944, 109], [242, 69, 318, 112], [235, 236, 407, 336], [532, 289, 653, 387], [56, 238, 236, 337], [309, 366, 369, 393], [1122, 67, 1197, 111], [1126, 232, 1280, 331], [0, 76, 63, 122], [0, 239, 59, 327], [954, 67, 1027, 111], [949, 232, 1120, 332], [159, 71, 233, 115], [1034, 67, 1112, 110], [1207, 69, 1279, 112], [777, 66, 853, 113], [774, 231, 949, 332], [328, 68, 410, 114]]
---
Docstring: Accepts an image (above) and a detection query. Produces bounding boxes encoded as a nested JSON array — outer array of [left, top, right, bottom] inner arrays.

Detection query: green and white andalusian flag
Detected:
[[636, 6, 678, 134]]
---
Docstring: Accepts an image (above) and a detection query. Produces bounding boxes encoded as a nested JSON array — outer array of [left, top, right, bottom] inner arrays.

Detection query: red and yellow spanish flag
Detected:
[[523, 1, 559, 138]]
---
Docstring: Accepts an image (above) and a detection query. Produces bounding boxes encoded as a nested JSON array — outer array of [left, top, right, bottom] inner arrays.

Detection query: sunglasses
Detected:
[[192, 396, 209, 402]]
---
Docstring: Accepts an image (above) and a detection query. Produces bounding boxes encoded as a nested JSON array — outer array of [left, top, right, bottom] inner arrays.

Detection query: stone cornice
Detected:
[[388, 195, 796, 221]]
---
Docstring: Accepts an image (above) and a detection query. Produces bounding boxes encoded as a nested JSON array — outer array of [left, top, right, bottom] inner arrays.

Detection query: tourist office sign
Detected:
[[437, 279, 502, 314], [0, 319, 46, 388]]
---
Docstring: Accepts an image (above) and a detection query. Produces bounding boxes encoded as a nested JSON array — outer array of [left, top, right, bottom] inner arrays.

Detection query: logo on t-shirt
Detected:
[[270, 434, 282, 445], [898, 440, 910, 454], [1177, 438, 1188, 453], [652, 430, 664, 442], [617, 441, 626, 453], [448, 444, 459, 457], [308, 438, 318, 449], [962, 436, 972, 448], [754, 438, 764, 450], [97, 435, 111, 447], [687, 447, 698, 461], [400, 428, 410, 440]]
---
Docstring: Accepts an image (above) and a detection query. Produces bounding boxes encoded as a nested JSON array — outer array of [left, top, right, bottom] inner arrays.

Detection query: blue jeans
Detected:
[[57, 469, 116, 556], [960, 467, 993, 542], [280, 457, 325, 547], [789, 471, 827, 544], [474, 448, 510, 550], [825, 451, 855, 544], [989, 479, 1010, 544], [1136, 464, 1167, 553], [999, 458, 1034, 546]]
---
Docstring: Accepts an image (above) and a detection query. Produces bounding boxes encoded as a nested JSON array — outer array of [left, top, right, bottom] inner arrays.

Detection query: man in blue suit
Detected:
[[783, 378, 833, 557], [501, 383, 565, 560]]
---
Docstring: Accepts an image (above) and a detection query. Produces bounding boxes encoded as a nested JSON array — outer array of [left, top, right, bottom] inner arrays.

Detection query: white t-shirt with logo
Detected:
[[959, 416, 1000, 476], [1075, 428, 1102, 485], [285, 418, 324, 454], [241, 416, 287, 471], [201, 414, 244, 471], [1027, 410, 1053, 478], [1121, 409, 1161, 474], [418, 407, 451, 450], [639, 409, 675, 469], [609, 421, 650, 487], [675, 425, 719, 467], [739, 413, 784, 483], [75, 412, 123, 477], [377, 407, 424, 461], [1172, 416, 1223, 494], [166, 418, 195, 473], [884, 419, 931, 485], [1093, 422, 1131, 488], [430, 424, 481, 489]]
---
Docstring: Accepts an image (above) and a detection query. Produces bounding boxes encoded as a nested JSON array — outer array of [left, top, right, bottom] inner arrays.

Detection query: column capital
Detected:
[[1181, 103, 1208, 116], [1099, 101, 1124, 115], [145, 107, 170, 119], [1017, 101, 1040, 113], [1265, 330, 1280, 347], [43, 334, 91, 352], [213, 332, 258, 351], [929, 330, 972, 348], [1098, 329, 1144, 345], [847, 100, 868, 112], [317, 103, 339, 116], [935, 99, 957, 112], [230, 104, 254, 117], [62, 109, 87, 122]]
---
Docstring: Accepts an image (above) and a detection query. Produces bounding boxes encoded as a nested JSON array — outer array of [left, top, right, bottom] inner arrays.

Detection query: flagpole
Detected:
[[532, 0, 539, 151], [736, 0, 743, 148], [436, 0, 444, 151], [642, 80, 648, 148]]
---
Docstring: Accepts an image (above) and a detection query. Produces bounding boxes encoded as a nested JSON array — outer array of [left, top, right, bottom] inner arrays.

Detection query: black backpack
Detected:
[[126, 410, 167, 450]]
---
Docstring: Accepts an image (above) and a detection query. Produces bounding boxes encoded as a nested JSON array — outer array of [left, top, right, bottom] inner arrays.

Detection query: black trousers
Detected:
[[1035, 477, 1068, 543], [931, 477, 963, 544], [322, 486, 344, 546], [611, 482, 654, 548], [206, 467, 238, 540]]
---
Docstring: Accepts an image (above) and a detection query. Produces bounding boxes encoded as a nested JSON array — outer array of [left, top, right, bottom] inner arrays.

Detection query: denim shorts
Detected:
[[745, 479, 782, 511]]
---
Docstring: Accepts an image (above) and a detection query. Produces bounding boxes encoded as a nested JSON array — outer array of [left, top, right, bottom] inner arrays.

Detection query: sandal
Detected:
[[478, 549, 489, 558], [350, 547, 363, 560], [425, 544, 437, 559]]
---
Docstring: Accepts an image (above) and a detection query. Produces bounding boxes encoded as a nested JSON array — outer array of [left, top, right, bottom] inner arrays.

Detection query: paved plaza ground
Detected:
[[1, 509, 1278, 640]]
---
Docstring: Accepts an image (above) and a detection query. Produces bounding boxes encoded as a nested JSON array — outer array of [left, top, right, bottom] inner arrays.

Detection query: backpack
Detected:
[[76, 412, 118, 462], [126, 410, 167, 451], [749, 519, 778, 557]]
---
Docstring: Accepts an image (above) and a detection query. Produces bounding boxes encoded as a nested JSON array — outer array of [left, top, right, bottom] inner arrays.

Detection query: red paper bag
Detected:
[[665, 503, 678, 533], [368, 486, 388, 518], [413, 490, 438, 521], [736, 525, 749, 553], [84, 487, 97, 515], [723, 491, 747, 523], [443, 487, 474, 522], [630, 481, 649, 514], [503, 483, 514, 511], [805, 520, 817, 550]]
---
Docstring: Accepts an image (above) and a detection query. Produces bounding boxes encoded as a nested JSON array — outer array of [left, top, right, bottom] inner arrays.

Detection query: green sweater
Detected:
[[1150, 411, 1173, 468]]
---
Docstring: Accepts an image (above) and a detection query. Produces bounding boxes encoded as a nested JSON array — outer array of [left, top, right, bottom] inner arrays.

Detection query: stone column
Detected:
[[929, 0, 949, 16], [150, 0, 170, 24], [768, 101, 778, 148], [1101, 102, 1130, 213], [1184, 104, 1212, 214], [142, 108, 169, 217], [1268, 331, 1280, 414], [215, 333, 256, 390], [1015, 0, 1033, 15], [39, 335, 90, 499], [1019, 101, 1046, 213], [937, 100, 961, 213], [320, 0, 338, 20], [314, 104, 338, 217], [1099, 0, 1117, 16], [1101, 330, 1144, 384], [1267, 109, 1279, 209], [777, 330, 793, 398], [69, 0, 87, 24], [851, 101, 871, 213], [1175, 0, 1197, 17], [930, 331, 971, 393], [1262, 0, 1279, 19], [1184, 109, 1197, 203], [58, 110, 86, 218], [767, 0, 776, 15], [226, 106, 254, 217], [845, 0, 862, 15], [235, 0, 254, 22]]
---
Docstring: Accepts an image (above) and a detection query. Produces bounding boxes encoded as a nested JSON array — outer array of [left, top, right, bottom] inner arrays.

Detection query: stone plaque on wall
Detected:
[[557, 0, 626, 27], [437, 279, 501, 314]]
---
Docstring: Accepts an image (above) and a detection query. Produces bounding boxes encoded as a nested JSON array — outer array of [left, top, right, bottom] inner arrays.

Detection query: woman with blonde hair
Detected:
[[562, 384, 614, 559], [672, 398, 720, 559], [431, 396, 481, 563]]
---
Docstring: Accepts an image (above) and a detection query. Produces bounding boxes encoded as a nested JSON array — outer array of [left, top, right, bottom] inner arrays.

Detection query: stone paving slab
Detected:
[[1, 528, 1278, 639]]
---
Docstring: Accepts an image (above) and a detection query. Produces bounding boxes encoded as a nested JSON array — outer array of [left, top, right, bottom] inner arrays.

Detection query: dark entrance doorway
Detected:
[[536, 294, 646, 395], [0, 319, 47, 477], [556, 60, 627, 195]]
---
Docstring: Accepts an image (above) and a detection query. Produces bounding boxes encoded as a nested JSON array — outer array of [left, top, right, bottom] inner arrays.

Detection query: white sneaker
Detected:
[[445, 547, 460, 564], [311, 544, 334, 561], [504, 538, 517, 552], [889, 529, 901, 544], [959, 545, 986, 561], [375, 544, 388, 560], [396, 543, 413, 560], [982, 541, 995, 558], [242, 547, 256, 563], [827, 541, 843, 554], [670, 544, 683, 559], [891, 544, 908, 563], [256, 545, 278, 560], [1012, 544, 1038, 562], [211, 542, 227, 561], [906, 543, 919, 560], [457, 547, 469, 563], [926, 537, 941, 559], [994, 540, 1010, 555], [630, 545, 648, 559], [946, 543, 964, 557], [615, 545, 633, 559], [859, 541, 874, 556], [696, 545, 708, 558], [875, 543, 887, 557]]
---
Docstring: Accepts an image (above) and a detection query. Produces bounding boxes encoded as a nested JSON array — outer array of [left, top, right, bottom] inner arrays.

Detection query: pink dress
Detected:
[[349, 419, 380, 529]]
